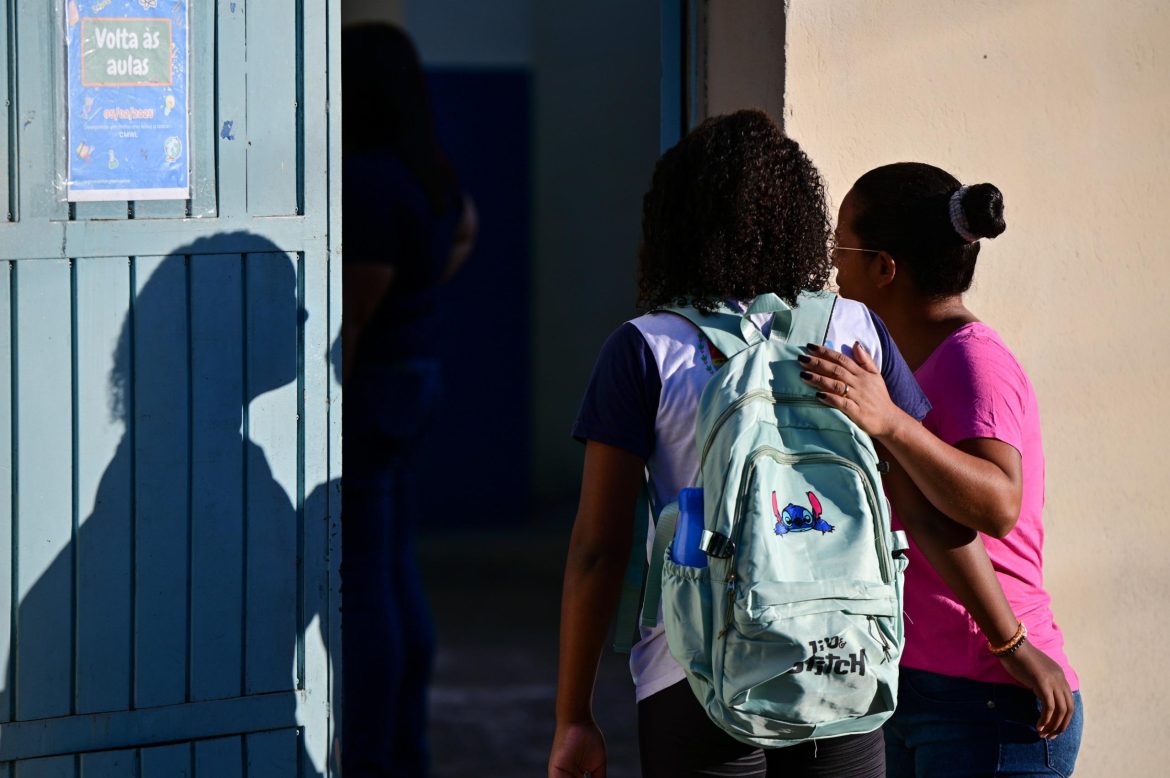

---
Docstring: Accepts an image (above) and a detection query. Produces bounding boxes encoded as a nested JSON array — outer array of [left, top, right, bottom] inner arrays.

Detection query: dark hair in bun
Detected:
[[849, 162, 1006, 298], [958, 182, 1007, 240]]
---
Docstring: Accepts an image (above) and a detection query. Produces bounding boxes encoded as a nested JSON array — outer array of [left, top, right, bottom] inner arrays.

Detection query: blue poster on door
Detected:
[[65, 0, 189, 201]]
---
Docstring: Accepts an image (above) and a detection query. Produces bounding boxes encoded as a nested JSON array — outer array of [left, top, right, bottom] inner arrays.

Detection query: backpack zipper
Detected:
[[729, 447, 893, 584], [699, 391, 825, 466], [868, 615, 894, 663]]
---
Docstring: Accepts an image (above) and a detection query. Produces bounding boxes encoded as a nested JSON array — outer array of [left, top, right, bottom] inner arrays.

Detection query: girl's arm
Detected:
[[549, 441, 646, 778], [801, 344, 1072, 734], [800, 343, 1021, 538], [881, 453, 1074, 737]]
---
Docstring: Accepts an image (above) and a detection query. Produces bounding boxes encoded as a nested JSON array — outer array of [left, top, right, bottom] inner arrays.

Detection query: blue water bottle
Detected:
[[672, 487, 708, 567]]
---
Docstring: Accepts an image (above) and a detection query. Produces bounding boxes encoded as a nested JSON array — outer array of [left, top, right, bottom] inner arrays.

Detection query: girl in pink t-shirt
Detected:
[[800, 163, 1083, 776]]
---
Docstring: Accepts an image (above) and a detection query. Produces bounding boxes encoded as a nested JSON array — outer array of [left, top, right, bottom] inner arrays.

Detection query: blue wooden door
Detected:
[[0, 1, 341, 776]]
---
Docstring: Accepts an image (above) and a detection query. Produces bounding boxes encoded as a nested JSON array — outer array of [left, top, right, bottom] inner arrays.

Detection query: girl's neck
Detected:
[[874, 294, 978, 371]]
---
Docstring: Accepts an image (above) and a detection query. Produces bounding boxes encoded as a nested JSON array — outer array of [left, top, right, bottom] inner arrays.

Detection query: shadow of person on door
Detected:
[[1, 233, 334, 774]]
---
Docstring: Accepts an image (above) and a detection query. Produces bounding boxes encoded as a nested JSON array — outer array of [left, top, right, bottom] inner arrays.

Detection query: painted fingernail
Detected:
[[799, 371, 813, 380], [815, 391, 827, 399], [797, 355, 811, 364], [805, 343, 820, 352]]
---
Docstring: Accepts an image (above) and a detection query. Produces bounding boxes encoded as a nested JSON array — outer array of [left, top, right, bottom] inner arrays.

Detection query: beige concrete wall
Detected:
[[781, 1, 1170, 772]]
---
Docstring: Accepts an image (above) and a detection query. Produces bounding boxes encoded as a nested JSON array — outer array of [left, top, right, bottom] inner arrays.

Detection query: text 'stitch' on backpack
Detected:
[[623, 292, 910, 748]]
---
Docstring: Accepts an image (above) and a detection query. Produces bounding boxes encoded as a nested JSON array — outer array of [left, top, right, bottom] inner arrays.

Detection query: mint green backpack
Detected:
[[624, 291, 909, 748]]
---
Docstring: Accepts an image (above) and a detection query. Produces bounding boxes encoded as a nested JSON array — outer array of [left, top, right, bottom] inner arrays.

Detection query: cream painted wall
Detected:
[[784, 1, 1170, 773]]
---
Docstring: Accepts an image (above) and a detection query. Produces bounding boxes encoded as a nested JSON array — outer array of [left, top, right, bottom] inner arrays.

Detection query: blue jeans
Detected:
[[885, 667, 1084, 777], [342, 359, 441, 778]]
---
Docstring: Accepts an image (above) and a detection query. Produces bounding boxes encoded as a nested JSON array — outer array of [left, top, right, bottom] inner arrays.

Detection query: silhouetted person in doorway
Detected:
[[341, 23, 477, 778]]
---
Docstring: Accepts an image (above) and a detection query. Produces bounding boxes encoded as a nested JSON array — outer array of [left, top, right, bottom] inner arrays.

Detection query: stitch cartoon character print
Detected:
[[772, 490, 834, 535]]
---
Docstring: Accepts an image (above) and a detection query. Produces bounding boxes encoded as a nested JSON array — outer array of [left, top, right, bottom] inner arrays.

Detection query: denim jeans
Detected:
[[885, 667, 1084, 777]]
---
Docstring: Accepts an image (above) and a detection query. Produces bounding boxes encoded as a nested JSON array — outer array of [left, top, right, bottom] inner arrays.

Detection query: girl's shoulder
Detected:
[[826, 296, 886, 371], [628, 309, 706, 343], [631, 298, 887, 373], [926, 322, 1026, 377], [830, 297, 933, 421], [919, 323, 1036, 413]]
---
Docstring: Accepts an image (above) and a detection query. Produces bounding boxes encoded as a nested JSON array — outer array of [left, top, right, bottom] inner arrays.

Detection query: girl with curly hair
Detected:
[[543, 110, 963, 777]]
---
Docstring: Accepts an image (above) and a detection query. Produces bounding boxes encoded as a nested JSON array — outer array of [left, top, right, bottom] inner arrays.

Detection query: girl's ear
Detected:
[[873, 251, 897, 289]]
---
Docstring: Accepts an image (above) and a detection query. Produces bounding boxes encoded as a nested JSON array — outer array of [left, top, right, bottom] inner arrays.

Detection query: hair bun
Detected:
[[960, 183, 1006, 240]]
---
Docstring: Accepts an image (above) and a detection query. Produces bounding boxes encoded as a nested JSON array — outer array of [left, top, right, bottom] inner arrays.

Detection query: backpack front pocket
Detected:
[[731, 447, 891, 586], [720, 582, 898, 724]]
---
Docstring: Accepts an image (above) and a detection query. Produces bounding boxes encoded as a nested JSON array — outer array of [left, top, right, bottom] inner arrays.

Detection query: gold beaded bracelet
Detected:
[[987, 621, 1028, 656]]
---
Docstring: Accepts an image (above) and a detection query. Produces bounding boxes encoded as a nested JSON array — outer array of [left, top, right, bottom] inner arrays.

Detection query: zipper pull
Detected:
[[869, 615, 893, 663]]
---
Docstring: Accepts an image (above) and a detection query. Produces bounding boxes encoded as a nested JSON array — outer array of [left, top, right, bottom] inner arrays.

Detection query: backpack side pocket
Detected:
[[661, 554, 715, 686]]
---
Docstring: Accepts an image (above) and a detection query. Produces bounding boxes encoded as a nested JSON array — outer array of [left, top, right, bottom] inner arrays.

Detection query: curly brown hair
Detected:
[[637, 110, 833, 314]]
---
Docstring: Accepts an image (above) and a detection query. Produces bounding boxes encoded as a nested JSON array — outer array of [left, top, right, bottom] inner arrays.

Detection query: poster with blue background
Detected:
[[66, 0, 189, 201]]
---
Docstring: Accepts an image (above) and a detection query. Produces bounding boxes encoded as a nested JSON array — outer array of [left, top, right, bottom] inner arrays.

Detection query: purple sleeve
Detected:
[[571, 323, 661, 460], [869, 311, 932, 422]]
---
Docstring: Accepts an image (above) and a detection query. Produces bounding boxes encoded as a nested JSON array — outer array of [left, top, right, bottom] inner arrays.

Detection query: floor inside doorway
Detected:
[[422, 513, 640, 776]]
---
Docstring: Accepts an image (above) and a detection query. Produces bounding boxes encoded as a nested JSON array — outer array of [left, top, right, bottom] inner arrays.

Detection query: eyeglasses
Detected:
[[833, 246, 881, 255]]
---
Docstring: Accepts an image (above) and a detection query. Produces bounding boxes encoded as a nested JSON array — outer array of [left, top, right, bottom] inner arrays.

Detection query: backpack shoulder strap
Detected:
[[640, 502, 679, 629], [612, 488, 681, 652], [784, 291, 838, 347], [658, 306, 751, 360], [661, 292, 837, 355]]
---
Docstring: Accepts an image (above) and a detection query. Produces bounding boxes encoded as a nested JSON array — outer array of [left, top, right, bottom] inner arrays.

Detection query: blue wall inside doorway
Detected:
[[413, 69, 532, 527]]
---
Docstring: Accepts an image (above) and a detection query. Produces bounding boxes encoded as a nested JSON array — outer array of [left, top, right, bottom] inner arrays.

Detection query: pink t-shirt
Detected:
[[894, 322, 1079, 689]]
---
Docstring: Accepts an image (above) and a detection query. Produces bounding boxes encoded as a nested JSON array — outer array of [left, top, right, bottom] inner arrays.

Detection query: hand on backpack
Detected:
[[799, 343, 903, 439], [995, 639, 1075, 738], [549, 720, 607, 778]]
